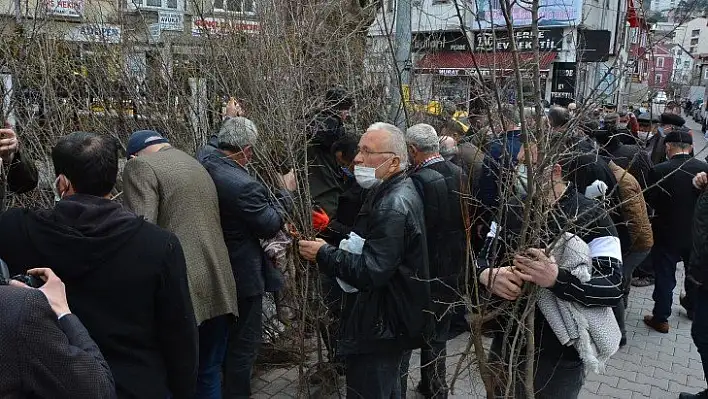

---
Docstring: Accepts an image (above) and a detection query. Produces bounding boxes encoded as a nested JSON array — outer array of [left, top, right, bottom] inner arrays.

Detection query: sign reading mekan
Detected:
[[66, 24, 121, 44], [46, 0, 84, 18], [158, 11, 184, 32]]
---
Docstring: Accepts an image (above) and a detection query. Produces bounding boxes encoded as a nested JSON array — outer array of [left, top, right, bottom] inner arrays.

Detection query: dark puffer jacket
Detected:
[[316, 173, 433, 356], [409, 159, 468, 314], [690, 189, 708, 286]]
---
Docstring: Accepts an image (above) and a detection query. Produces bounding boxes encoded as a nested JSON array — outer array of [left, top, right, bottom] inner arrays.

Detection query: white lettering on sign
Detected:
[[158, 11, 184, 31], [46, 0, 84, 17], [66, 24, 122, 44], [191, 17, 259, 36]]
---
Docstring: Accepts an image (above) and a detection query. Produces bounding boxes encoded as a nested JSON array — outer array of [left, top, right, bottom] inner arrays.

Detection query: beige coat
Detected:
[[123, 146, 238, 324]]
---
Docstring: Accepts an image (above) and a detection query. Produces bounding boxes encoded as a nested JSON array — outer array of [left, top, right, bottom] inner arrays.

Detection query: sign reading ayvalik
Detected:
[[159, 11, 184, 31]]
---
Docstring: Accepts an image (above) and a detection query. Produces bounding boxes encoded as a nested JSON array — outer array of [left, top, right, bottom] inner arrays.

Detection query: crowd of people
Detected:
[[1, 90, 708, 399]]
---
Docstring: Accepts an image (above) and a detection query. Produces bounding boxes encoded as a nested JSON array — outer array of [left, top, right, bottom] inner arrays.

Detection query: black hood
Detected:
[[25, 194, 145, 278]]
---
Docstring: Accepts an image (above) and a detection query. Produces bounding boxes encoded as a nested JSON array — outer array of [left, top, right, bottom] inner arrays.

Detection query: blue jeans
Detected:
[[223, 295, 262, 399], [692, 289, 708, 385], [345, 351, 402, 398], [652, 246, 690, 322], [195, 315, 231, 399]]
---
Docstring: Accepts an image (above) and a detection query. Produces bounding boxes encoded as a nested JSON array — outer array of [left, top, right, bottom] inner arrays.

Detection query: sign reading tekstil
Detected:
[[158, 11, 184, 32], [191, 17, 259, 36], [46, 0, 84, 18], [473, 28, 564, 52], [66, 24, 122, 44]]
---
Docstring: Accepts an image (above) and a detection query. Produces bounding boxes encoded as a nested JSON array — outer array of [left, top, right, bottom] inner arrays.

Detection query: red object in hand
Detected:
[[312, 208, 330, 232]]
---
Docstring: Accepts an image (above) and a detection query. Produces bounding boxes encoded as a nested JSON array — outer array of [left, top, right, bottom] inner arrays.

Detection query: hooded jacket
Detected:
[[0, 195, 198, 399]]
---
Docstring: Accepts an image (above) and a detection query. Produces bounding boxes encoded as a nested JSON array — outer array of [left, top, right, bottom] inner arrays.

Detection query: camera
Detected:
[[0, 258, 44, 288]]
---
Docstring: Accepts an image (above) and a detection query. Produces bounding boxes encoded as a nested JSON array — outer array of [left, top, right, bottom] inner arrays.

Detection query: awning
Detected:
[[416, 51, 557, 71]]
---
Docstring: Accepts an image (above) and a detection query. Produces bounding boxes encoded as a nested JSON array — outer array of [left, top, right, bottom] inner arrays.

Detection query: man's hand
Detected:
[[298, 238, 327, 262], [0, 127, 19, 163], [479, 266, 524, 300], [11, 268, 72, 317], [694, 172, 708, 190], [224, 98, 244, 118], [513, 248, 559, 288]]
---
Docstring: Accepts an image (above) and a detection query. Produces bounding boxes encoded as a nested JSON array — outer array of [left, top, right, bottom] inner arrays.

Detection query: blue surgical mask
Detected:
[[657, 126, 665, 136]]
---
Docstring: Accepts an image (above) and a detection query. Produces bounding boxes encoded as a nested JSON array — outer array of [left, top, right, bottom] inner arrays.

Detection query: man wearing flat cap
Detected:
[[648, 113, 686, 165], [644, 127, 708, 333]]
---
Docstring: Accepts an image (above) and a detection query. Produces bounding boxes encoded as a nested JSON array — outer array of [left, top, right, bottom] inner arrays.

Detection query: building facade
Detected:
[[648, 43, 673, 90]]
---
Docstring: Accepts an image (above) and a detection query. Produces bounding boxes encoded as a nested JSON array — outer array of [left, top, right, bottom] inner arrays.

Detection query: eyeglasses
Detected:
[[357, 148, 396, 157]]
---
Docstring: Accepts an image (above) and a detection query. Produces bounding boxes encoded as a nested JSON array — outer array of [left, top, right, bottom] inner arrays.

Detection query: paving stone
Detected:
[[597, 383, 633, 398]]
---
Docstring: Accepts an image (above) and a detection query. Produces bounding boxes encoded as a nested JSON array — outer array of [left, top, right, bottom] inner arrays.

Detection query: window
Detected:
[[655, 74, 662, 84], [685, 60, 691, 68], [691, 38, 699, 45], [213, 0, 255, 13], [129, 0, 181, 10], [387, 0, 394, 12], [704, 68, 708, 80], [691, 46, 697, 53], [693, 29, 701, 36], [432, 0, 451, 3], [656, 57, 664, 68]]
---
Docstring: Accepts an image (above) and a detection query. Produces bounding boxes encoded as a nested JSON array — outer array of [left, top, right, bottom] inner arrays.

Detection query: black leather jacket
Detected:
[[316, 173, 433, 355]]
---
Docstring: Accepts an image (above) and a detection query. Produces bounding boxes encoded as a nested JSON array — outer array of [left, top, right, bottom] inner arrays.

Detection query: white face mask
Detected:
[[617, 123, 628, 129], [354, 158, 393, 189]]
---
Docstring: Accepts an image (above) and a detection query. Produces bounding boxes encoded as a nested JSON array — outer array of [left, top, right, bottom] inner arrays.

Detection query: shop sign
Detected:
[[578, 30, 611, 62], [551, 62, 576, 102], [66, 24, 121, 44], [475, 0, 582, 29], [412, 31, 469, 52], [473, 28, 564, 53], [191, 17, 259, 36], [159, 11, 184, 32], [46, 0, 84, 18]]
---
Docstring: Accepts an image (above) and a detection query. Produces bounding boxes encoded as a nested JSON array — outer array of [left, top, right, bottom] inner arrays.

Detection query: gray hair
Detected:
[[217, 117, 258, 148], [405, 123, 440, 153], [439, 135, 458, 157], [366, 122, 409, 170]]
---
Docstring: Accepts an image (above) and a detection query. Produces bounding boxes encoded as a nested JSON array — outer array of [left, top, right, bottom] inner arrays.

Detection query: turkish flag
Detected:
[[628, 0, 640, 28]]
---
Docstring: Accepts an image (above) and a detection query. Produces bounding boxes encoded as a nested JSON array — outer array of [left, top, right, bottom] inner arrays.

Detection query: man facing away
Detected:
[[299, 123, 432, 398], [0, 131, 198, 398], [122, 130, 239, 399], [644, 128, 708, 332], [400, 123, 467, 399], [198, 117, 294, 398]]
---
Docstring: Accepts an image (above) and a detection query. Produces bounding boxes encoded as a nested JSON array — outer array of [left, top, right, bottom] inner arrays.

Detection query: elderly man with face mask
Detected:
[[299, 122, 432, 398], [198, 117, 295, 398]]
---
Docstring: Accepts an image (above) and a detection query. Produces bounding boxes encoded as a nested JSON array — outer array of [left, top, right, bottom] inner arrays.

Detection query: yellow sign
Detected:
[[402, 84, 411, 103]]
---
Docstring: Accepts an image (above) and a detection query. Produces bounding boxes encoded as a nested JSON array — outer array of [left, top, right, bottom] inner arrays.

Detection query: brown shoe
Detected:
[[644, 315, 669, 333]]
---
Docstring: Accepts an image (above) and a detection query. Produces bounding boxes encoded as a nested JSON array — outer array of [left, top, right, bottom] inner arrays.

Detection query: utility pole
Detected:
[[388, 0, 412, 129]]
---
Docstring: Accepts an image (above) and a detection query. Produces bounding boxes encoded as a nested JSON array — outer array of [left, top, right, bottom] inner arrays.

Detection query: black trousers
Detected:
[[400, 314, 452, 398], [691, 289, 708, 388], [488, 332, 584, 399], [345, 351, 403, 398], [223, 295, 263, 398]]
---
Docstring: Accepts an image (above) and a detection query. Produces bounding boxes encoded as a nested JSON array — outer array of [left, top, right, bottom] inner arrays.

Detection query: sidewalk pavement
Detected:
[[252, 263, 704, 398]]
